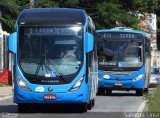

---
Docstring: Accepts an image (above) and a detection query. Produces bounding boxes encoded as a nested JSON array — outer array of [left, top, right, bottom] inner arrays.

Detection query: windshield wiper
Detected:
[[47, 59, 68, 83], [116, 49, 124, 69], [35, 56, 44, 77], [34, 57, 68, 83]]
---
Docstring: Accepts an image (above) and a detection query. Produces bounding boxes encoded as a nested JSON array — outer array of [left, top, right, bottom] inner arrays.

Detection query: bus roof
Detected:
[[96, 29, 145, 36], [17, 8, 87, 26], [110, 27, 133, 30]]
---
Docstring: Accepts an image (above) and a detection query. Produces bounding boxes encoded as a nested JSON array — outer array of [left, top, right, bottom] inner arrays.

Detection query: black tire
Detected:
[[18, 104, 26, 113], [144, 88, 149, 93], [92, 99, 95, 107], [18, 103, 33, 113], [106, 89, 112, 95], [97, 89, 105, 95], [87, 100, 92, 110], [136, 89, 143, 96], [78, 103, 88, 113]]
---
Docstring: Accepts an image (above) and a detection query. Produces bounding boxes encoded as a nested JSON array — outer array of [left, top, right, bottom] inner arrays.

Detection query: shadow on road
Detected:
[[0, 105, 17, 113], [29, 104, 86, 113], [0, 104, 88, 113]]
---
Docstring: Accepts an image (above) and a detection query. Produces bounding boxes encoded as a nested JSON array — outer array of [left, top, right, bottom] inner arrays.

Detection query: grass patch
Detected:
[[145, 86, 160, 112], [0, 83, 8, 87]]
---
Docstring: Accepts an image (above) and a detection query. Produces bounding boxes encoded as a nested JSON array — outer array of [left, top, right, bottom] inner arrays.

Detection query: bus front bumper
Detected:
[[14, 86, 89, 104], [98, 78, 144, 90]]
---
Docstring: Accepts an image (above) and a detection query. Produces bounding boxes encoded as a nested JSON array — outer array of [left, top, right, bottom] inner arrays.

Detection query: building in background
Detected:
[[138, 13, 160, 67], [0, 28, 11, 85]]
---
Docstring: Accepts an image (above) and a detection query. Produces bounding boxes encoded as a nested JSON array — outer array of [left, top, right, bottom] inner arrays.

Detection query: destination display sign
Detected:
[[97, 32, 143, 39], [99, 61, 116, 66], [25, 27, 81, 36]]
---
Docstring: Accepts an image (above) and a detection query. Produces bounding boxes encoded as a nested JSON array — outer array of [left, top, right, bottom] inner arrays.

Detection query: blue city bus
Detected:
[[8, 8, 98, 112], [96, 28, 151, 96]]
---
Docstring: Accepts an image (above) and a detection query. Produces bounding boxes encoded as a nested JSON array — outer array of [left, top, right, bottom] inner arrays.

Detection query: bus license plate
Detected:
[[44, 94, 56, 100], [114, 83, 123, 87]]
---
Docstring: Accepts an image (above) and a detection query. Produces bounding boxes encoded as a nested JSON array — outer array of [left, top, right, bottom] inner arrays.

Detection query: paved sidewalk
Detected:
[[0, 86, 12, 98]]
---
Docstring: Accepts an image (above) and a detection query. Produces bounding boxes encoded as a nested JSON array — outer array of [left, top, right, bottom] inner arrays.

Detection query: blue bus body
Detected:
[[8, 8, 98, 112], [96, 28, 151, 96]]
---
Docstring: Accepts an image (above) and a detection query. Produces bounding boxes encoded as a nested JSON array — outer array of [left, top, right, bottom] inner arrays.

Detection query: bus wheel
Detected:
[[144, 88, 149, 93], [97, 89, 105, 95], [79, 103, 88, 113], [88, 100, 92, 110], [106, 89, 112, 95], [136, 89, 143, 96], [92, 99, 95, 107], [18, 103, 33, 113], [18, 103, 25, 113]]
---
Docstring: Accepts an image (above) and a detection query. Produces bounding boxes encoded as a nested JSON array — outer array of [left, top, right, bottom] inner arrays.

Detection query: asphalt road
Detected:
[[0, 90, 147, 118]]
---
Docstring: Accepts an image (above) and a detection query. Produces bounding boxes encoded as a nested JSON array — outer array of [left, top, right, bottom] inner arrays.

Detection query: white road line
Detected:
[[137, 100, 147, 112], [0, 96, 12, 101]]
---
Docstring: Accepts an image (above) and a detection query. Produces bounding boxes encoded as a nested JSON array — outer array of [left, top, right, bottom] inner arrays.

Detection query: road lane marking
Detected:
[[138, 100, 147, 112]]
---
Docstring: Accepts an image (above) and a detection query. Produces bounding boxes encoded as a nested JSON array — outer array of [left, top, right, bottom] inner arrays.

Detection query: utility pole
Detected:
[[30, 0, 35, 8]]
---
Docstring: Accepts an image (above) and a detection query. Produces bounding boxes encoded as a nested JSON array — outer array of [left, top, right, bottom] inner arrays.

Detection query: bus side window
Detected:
[[86, 52, 93, 83], [85, 16, 95, 83]]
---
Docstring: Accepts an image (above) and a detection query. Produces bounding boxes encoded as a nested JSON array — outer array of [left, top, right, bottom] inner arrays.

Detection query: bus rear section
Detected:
[[96, 29, 149, 96], [8, 8, 98, 113]]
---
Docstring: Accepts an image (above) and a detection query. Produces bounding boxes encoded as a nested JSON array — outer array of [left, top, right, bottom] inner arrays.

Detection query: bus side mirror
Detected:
[[8, 32, 17, 53], [85, 32, 94, 53]]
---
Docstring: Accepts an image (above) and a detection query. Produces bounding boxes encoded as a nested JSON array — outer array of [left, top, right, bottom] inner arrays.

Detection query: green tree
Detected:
[[35, 0, 59, 8], [64, 0, 79, 7], [1, 0, 160, 32], [95, 1, 138, 29], [0, 0, 19, 32]]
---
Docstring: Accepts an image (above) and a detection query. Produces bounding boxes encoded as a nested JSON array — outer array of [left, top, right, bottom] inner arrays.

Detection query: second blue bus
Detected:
[[96, 28, 151, 96]]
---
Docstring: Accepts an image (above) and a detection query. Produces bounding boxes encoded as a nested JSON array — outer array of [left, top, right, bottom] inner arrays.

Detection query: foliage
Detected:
[[35, 0, 59, 8], [145, 86, 160, 112], [0, 0, 19, 32], [0, 82, 8, 87], [95, 1, 138, 29], [0, 0, 160, 32], [64, 0, 79, 7]]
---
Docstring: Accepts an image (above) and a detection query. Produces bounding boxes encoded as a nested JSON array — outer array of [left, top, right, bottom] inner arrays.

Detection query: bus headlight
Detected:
[[133, 74, 144, 81], [103, 75, 110, 79], [17, 77, 31, 91], [70, 77, 83, 91], [98, 75, 110, 80]]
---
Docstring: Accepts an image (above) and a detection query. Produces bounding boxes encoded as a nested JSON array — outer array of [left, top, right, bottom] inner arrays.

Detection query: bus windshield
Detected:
[[97, 32, 144, 71], [19, 26, 83, 78]]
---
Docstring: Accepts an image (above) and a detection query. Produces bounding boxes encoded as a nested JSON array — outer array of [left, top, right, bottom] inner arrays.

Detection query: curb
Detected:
[[0, 96, 12, 101], [137, 100, 147, 112]]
